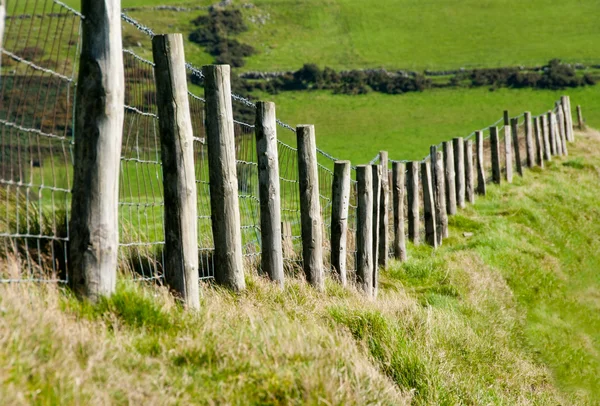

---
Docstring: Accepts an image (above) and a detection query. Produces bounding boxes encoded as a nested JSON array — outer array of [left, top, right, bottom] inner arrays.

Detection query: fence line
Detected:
[[0, 2, 580, 301]]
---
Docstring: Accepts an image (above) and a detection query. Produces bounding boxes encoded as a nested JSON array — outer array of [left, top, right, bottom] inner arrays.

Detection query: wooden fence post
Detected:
[[541, 114, 551, 161], [281, 222, 295, 259], [407, 161, 420, 244], [577, 105, 584, 130], [503, 111, 513, 183], [356, 165, 373, 298], [464, 139, 475, 204], [392, 162, 407, 261], [534, 117, 544, 169], [562, 96, 574, 142], [421, 161, 438, 248], [524, 112, 534, 168], [558, 102, 569, 155], [69, 0, 125, 300], [476, 131, 486, 195], [547, 111, 557, 156], [510, 117, 523, 176], [296, 125, 324, 290], [153, 34, 200, 307], [378, 151, 389, 269], [453, 137, 465, 208], [443, 141, 457, 215], [203, 65, 245, 291], [551, 111, 563, 156], [371, 164, 381, 296], [255, 101, 284, 287], [490, 126, 501, 184], [433, 150, 448, 241], [331, 160, 351, 286]]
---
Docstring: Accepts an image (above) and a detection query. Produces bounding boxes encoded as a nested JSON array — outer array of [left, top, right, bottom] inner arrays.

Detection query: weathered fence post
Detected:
[[281, 222, 295, 259], [490, 126, 501, 184], [407, 161, 420, 244], [378, 151, 389, 269], [510, 117, 523, 176], [0, 0, 4, 70], [296, 125, 324, 290], [356, 165, 373, 298], [453, 137, 465, 208], [524, 112, 534, 168], [392, 162, 407, 261], [331, 160, 351, 286], [547, 111, 557, 156], [255, 101, 284, 287], [203, 65, 245, 291], [443, 141, 457, 215], [541, 114, 552, 161], [534, 117, 544, 169], [561, 95, 574, 142], [464, 139, 475, 204], [476, 131, 486, 195], [371, 164, 381, 297], [153, 34, 200, 307], [421, 161, 438, 248], [69, 0, 125, 300], [433, 150, 448, 241], [551, 111, 562, 156], [577, 105, 584, 130], [558, 102, 569, 155], [503, 111, 513, 183]]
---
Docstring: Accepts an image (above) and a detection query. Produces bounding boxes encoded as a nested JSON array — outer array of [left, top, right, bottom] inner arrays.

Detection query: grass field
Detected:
[[2, 130, 600, 404], [266, 86, 600, 164]]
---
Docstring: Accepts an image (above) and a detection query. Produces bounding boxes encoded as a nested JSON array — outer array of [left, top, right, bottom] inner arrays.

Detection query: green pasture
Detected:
[[265, 85, 600, 164]]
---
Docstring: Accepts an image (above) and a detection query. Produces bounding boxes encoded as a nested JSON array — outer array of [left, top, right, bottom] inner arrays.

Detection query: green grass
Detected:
[[2, 130, 600, 404], [266, 85, 600, 164]]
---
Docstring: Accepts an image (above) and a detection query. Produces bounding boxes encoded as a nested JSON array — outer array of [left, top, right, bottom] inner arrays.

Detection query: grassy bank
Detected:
[[1, 129, 599, 404]]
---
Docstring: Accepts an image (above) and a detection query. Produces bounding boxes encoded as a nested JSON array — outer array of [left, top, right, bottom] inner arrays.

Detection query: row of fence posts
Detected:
[[69, 13, 584, 305]]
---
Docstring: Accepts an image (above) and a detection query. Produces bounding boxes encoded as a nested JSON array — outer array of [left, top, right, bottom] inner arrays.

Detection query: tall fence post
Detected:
[[297, 125, 324, 290], [551, 111, 563, 156], [331, 160, 351, 286], [69, 0, 125, 300], [577, 105, 584, 130], [356, 165, 373, 298], [558, 102, 569, 155], [204, 65, 246, 291], [524, 112, 534, 168], [490, 126, 501, 184], [510, 117, 523, 176], [453, 137, 465, 208], [503, 111, 513, 183], [562, 95, 574, 142], [464, 139, 475, 204], [392, 162, 407, 261], [407, 161, 420, 244], [534, 117, 544, 169], [371, 164, 381, 298], [443, 141, 457, 215], [476, 131, 486, 195], [421, 161, 438, 248], [378, 151, 389, 269], [541, 114, 552, 161], [547, 111, 557, 156], [153, 34, 200, 308], [255, 101, 284, 287], [433, 150, 448, 241]]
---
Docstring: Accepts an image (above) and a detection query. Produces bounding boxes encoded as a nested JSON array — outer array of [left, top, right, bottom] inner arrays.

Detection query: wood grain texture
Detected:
[[297, 125, 324, 290], [464, 139, 475, 204], [392, 162, 407, 261], [378, 151, 389, 269], [541, 114, 552, 161], [524, 112, 534, 168], [153, 34, 200, 308], [421, 161, 438, 248], [407, 161, 420, 245], [490, 126, 501, 184], [371, 164, 381, 298], [203, 64, 246, 291], [534, 117, 545, 169], [453, 137, 465, 208], [331, 160, 351, 286], [356, 165, 373, 298], [255, 101, 284, 287], [69, 0, 124, 300], [503, 111, 513, 183], [443, 141, 457, 215], [432, 149, 447, 242], [510, 117, 523, 176]]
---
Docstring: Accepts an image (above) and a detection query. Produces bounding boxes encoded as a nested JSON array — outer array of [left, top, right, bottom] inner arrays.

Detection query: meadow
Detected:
[[2, 130, 600, 404]]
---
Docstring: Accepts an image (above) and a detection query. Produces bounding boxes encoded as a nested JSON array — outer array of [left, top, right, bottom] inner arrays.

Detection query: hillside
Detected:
[[2, 129, 599, 404]]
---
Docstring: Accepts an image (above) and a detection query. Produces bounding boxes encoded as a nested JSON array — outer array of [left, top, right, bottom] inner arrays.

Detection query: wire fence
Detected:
[[0, 1, 568, 285]]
